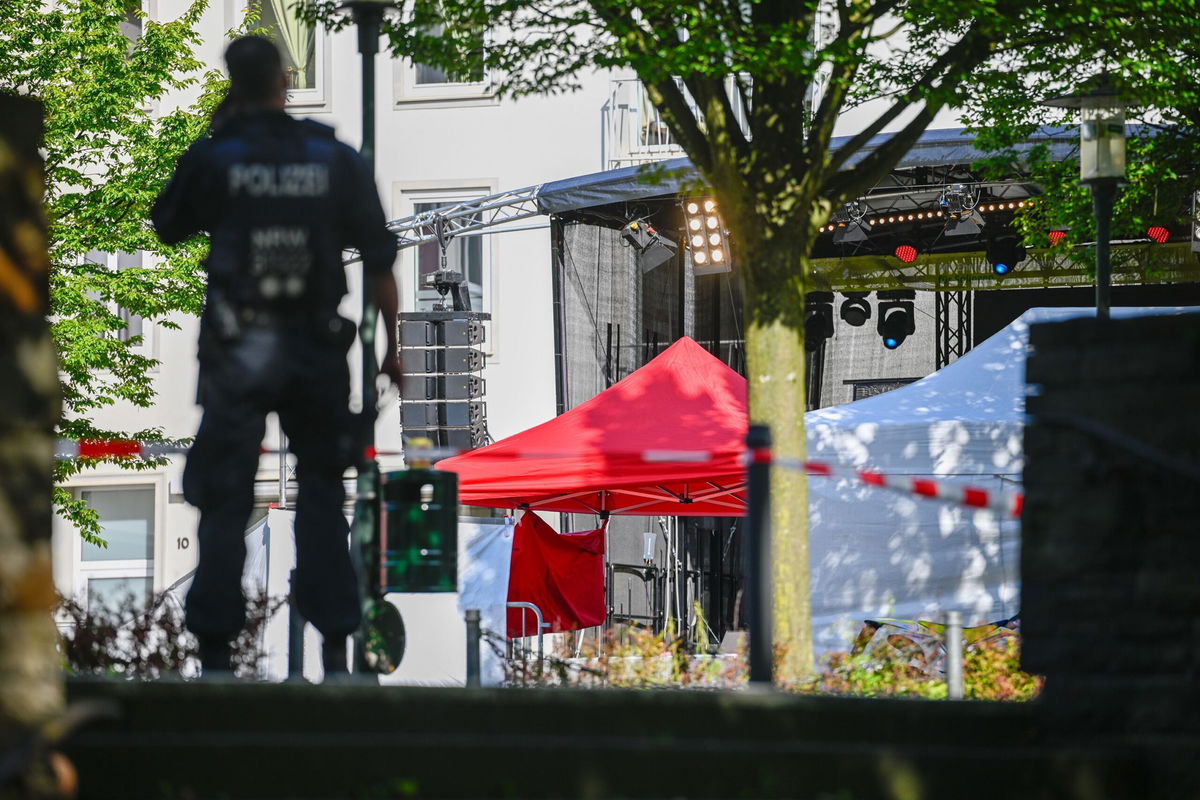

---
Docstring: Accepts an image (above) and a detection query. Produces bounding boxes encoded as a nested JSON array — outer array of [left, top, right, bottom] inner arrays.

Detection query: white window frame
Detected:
[[284, 22, 329, 109], [234, 2, 330, 109], [84, 250, 156, 359], [395, 181, 498, 355], [71, 483, 159, 612], [392, 27, 495, 107]]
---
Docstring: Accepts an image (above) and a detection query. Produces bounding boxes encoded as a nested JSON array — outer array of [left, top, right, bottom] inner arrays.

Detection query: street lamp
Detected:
[[339, 0, 398, 674], [1042, 75, 1127, 320]]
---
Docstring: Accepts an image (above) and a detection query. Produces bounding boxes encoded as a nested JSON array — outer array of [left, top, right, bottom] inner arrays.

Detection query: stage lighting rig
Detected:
[[804, 292, 834, 352], [839, 292, 871, 326], [832, 202, 871, 245], [876, 289, 915, 350], [940, 184, 984, 237], [683, 198, 731, 275], [1146, 225, 1170, 244], [985, 236, 1027, 276], [621, 219, 678, 273]]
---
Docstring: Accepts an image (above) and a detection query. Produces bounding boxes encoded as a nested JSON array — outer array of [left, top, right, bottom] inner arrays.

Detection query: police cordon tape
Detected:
[[55, 439, 1023, 518]]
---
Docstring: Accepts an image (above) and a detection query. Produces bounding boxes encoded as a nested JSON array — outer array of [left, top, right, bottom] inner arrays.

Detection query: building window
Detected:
[[394, 23, 491, 105], [77, 487, 155, 613], [257, 1, 326, 105], [120, 7, 142, 42], [86, 250, 151, 351], [413, 199, 486, 313]]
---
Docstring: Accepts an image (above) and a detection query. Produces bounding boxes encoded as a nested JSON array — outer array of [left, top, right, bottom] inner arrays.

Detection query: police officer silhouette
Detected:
[[153, 36, 401, 676]]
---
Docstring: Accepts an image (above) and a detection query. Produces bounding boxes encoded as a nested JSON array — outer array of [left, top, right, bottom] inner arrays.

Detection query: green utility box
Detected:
[[379, 469, 458, 593]]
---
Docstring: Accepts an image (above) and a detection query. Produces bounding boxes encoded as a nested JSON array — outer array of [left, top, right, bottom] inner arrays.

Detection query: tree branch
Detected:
[[825, 23, 988, 177], [644, 77, 715, 172], [825, 102, 938, 203], [683, 73, 750, 161]]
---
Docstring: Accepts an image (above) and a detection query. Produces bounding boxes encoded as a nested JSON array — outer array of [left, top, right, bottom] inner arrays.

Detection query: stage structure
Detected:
[[377, 126, 1200, 647]]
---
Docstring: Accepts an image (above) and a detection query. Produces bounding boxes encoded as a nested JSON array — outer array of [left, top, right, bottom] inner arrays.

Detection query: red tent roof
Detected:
[[436, 336, 748, 516]]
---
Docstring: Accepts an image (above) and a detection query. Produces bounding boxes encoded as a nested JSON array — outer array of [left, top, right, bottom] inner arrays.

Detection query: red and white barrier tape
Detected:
[[642, 449, 1021, 518], [53, 439, 412, 461], [56, 440, 1022, 517], [784, 459, 1022, 519]]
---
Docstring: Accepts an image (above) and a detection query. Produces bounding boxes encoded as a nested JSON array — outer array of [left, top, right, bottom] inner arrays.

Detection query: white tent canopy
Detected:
[[804, 306, 1197, 652]]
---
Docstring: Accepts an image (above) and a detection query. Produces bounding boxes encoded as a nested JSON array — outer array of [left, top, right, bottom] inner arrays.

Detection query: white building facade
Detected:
[[52, 1, 953, 660]]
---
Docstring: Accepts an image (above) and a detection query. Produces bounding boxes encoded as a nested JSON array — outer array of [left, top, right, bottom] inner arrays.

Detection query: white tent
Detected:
[[805, 305, 1197, 653]]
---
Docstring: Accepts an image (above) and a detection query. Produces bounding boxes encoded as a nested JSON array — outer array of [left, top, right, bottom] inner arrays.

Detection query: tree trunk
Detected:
[[741, 234, 813, 682]]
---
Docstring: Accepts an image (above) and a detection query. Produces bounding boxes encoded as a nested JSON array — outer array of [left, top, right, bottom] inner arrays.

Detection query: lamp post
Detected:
[[339, 0, 395, 673], [1042, 76, 1127, 320]]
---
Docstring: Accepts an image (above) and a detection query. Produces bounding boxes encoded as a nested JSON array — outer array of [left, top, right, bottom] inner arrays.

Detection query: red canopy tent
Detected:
[[436, 336, 748, 516]]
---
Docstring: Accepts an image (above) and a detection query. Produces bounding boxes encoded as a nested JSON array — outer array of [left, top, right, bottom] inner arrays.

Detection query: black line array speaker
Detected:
[[397, 311, 489, 451]]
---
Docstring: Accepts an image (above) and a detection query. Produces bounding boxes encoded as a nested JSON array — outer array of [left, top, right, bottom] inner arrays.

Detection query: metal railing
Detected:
[[600, 77, 751, 171], [506, 601, 549, 663]]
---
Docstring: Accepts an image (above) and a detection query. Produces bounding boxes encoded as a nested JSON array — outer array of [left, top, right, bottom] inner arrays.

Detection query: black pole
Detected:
[[550, 217, 568, 416], [348, 1, 385, 673], [1091, 178, 1118, 321], [287, 569, 304, 680], [465, 609, 482, 687], [745, 424, 773, 685]]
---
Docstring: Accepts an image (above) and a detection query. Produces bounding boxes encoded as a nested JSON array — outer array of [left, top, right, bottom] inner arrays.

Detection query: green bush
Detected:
[[502, 621, 1042, 701]]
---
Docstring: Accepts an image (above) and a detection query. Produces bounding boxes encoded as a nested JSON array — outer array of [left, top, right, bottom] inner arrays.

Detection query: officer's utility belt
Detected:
[[206, 293, 353, 349]]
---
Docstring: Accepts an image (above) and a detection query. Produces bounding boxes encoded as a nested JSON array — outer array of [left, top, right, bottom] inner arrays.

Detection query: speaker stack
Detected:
[[398, 311, 489, 451]]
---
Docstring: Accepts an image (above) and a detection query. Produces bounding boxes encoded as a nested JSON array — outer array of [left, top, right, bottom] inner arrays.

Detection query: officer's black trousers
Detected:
[[183, 326, 361, 641]]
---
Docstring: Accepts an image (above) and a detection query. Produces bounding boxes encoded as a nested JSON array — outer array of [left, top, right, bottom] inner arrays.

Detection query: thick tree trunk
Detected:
[[740, 234, 813, 682], [0, 96, 63, 729]]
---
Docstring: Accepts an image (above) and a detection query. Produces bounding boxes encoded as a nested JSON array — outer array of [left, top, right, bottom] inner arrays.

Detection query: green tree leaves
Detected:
[[0, 0, 221, 539]]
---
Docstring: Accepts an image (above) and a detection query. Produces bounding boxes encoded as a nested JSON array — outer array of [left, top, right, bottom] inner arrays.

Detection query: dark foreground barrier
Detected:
[[66, 679, 1147, 800]]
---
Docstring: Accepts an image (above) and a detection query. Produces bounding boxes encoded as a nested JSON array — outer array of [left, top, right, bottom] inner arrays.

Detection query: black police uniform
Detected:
[[153, 110, 396, 647]]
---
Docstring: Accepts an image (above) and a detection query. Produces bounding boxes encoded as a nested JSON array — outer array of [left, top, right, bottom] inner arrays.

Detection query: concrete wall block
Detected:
[[1021, 314, 1200, 708]]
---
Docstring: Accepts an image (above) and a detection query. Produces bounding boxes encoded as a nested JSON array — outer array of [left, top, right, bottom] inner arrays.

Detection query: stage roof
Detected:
[[535, 126, 1080, 215]]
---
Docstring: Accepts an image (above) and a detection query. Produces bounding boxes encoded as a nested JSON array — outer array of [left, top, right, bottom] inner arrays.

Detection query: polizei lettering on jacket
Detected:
[[229, 163, 330, 198]]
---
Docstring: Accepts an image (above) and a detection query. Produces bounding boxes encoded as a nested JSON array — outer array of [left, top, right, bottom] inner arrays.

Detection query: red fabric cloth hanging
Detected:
[[506, 512, 606, 638]]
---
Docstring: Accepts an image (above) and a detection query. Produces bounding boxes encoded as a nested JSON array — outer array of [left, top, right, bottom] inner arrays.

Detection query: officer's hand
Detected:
[[379, 352, 403, 387]]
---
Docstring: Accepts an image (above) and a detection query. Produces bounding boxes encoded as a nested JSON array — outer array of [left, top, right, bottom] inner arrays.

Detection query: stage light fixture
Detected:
[[940, 184, 984, 237], [894, 244, 918, 263], [986, 236, 1027, 276], [804, 291, 835, 352], [621, 219, 678, 273], [683, 197, 731, 275], [1146, 225, 1169, 244], [839, 291, 871, 326], [876, 289, 915, 350], [832, 202, 871, 244]]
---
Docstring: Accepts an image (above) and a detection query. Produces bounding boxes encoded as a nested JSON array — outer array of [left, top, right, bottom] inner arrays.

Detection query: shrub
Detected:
[[57, 590, 284, 680], [500, 621, 1041, 701]]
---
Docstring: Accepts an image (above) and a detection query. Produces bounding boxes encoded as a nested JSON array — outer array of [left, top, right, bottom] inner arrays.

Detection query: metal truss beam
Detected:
[[386, 185, 544, 249], [935, 290, 972, 369], [810, 242, 1200, 292]]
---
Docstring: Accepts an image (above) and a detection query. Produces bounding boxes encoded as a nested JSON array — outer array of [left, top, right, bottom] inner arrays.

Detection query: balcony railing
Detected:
[[600, 77, 750, 171]]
